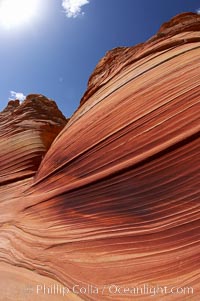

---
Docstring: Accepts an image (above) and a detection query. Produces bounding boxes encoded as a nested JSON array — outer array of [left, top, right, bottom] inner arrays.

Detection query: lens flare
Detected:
[[0, 0, 39, 29]]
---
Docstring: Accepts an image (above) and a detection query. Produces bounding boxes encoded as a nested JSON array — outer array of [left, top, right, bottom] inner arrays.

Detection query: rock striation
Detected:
[[0, 94, 67, 185], [0, 12, 200, 301]]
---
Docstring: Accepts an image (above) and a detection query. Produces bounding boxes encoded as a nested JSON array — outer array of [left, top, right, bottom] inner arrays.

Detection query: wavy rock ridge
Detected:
[[0, 13, 200, 301], [0, 94, 67, 185]]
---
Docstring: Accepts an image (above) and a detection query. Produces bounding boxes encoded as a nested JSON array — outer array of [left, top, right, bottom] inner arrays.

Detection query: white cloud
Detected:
[[197, 8, 200, 15], [62, 0, 89, 18], [9, 91, 26, 102]]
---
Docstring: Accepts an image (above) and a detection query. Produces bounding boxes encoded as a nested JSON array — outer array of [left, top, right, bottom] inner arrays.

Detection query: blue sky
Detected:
[[0, 0, 199, 117]]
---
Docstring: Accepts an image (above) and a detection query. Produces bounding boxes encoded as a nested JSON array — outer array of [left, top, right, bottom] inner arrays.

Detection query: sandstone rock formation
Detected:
[[0, 12, 200, 301], [0, 94, 67, 185]]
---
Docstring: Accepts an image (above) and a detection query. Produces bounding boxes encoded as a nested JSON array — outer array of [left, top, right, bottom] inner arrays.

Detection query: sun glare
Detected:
[[0, 0, 40, 29]]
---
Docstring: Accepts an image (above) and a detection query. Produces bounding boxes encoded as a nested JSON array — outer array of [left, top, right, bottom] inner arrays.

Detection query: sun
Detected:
[[0, 0, 40, 29]]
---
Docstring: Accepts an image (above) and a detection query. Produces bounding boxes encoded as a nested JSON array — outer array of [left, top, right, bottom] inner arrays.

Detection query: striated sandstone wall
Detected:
[[0, 13, 200, 301]]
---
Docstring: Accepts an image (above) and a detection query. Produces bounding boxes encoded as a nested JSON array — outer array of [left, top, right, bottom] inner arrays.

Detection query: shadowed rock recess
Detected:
[[0, 13, 199, 301]]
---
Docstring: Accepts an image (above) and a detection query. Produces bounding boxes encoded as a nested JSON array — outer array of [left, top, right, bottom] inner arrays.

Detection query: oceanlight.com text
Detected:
[[32, 283, 194, 297]]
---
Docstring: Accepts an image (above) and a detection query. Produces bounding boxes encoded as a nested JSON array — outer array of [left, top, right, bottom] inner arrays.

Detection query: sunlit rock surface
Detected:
[[0, 94, 67, 185], [0, 13, 200, 301]]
